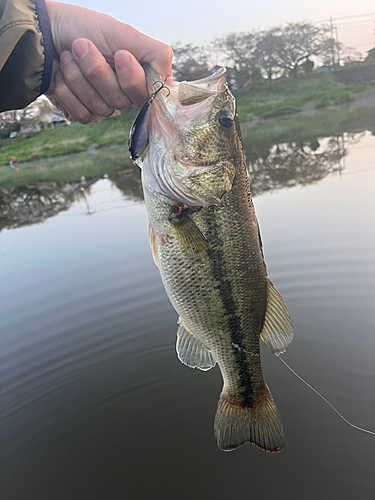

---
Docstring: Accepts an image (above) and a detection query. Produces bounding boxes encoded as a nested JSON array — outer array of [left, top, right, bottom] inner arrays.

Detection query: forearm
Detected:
[[0, 0, 53, 111]]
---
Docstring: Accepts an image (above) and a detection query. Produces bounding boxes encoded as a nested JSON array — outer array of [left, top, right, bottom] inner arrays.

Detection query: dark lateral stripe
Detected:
[[205, 211, 254, 405]]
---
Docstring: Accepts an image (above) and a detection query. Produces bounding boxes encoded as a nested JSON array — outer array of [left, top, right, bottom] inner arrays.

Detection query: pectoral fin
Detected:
[[176, 320, 216, 371], [170, 210, 208, 258], [148, 225, 159, 267], [260, 279, 293, 356]]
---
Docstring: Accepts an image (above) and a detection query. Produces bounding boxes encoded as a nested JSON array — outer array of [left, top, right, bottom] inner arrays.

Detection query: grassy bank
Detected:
[[0, 146, 133, 189], [0, 108, 136, 165], [235, 72, 373, 119], [241, 104, 375, 152]]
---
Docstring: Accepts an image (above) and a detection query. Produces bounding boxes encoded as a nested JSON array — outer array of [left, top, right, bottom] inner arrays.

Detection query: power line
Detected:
[[331, 12, 375, 20], [339, 28, 374, 34], [315, 13, 375, 55], [315, 12, 375, 23], [335, 20, 374, 26]]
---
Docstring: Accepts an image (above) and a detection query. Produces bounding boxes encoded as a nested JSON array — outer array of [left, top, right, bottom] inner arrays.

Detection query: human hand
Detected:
[[53, 39, 155, 123], [45, 1, 173, 123]]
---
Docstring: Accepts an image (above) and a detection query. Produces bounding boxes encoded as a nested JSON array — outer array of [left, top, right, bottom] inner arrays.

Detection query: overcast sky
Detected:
[[60, 0, 375, 54]]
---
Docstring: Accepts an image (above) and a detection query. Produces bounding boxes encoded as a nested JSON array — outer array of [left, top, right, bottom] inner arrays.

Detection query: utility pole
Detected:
[[335, 27, 341, 66], [330, 15, 335, 67]]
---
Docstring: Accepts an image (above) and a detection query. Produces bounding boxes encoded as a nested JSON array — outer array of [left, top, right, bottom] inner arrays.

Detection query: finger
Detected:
[[60, 50, 115, 117], [54, 71, 98, 124], [147, 42, 173, 83], [107, 24, 173, 81], [114, 50, 149, 108], [71, 39, 132, 110]]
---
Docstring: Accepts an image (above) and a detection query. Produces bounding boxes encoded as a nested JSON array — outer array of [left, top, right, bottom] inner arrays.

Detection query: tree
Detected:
[[214, 32, 258, 90], [254, 29, 284, 80], [319, 37, 339, 67], [270, 22, 332, 77], [213, 23, 335, 83], [171, 42, 211, 82], [340, 46, 364, 65]]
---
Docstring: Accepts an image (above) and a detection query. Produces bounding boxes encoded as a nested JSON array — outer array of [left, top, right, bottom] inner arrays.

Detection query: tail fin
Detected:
[[214, 386, 284, 452]]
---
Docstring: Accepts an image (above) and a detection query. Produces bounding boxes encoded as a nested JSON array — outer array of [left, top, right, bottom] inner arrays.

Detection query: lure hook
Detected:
[[150, 80, 170, 101]]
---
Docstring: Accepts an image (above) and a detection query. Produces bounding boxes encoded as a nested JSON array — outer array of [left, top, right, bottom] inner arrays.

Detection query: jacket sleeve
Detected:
[[0, 0, 53, 112]]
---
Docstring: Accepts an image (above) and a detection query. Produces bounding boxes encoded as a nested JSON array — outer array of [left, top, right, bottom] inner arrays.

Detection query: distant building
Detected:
[[316, 65, 330, 73], [366, 47, 375, 60], [38, 111, 69, 129], [302, 59, 314, 74]]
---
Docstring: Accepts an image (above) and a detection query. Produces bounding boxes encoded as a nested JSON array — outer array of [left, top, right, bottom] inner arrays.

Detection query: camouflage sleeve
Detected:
[[0, 0, 53, 112]]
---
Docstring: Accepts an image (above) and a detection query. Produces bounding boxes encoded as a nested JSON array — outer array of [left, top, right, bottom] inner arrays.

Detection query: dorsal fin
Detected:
[[260, 279, 293, 356]]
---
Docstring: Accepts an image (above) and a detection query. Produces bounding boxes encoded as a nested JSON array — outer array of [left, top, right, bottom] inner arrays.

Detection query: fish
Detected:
[[129, 65, 293, 452]]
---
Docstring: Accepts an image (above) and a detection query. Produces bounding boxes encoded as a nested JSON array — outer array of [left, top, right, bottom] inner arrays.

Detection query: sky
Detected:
[[60, 0, 375, 54]]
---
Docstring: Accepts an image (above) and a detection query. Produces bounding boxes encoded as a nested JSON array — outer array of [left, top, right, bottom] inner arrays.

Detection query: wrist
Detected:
[[34, 0, 54, 94]]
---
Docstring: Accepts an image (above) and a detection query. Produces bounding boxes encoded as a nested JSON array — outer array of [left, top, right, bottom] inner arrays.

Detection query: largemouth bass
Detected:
[[129, 66, 293, 452]]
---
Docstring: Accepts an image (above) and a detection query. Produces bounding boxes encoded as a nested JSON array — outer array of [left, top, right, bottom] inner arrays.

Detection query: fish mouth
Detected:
[[144, 64, 226, 88], [143, 64, 227, 106]]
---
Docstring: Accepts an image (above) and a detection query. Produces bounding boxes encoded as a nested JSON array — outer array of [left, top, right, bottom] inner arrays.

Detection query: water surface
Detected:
[[0, 129, 374, 499]]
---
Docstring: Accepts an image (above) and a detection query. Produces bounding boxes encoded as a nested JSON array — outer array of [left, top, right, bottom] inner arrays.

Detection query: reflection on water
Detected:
[[0, 177, 99, 232], [247, 135, 345, 195], [0, 121, 374, 499], [109, 167, 142, 202], [0, 169, 143, 233], [2, 103, 374, 232], [0, 128, 370, 232]]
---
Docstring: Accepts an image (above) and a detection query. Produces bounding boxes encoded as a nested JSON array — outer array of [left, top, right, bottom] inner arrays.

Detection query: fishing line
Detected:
[[278, 355, 375, 437]]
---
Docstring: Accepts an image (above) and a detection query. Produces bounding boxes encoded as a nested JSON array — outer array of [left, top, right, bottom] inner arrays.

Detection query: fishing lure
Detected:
[[128, 80, 170, 165]]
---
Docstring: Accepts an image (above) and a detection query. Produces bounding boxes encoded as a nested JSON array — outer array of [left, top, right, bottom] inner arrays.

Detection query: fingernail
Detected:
[[55, 70, 63, 81], [115, 53, 131, 73], [60, 51, 73, 66], [72, 39, 90, 59]]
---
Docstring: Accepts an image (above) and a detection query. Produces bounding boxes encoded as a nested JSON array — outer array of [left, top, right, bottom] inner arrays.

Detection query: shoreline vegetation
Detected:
[[0, 73, 375, 187]]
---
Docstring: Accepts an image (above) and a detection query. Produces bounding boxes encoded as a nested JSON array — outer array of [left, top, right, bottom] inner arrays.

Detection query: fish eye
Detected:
[[218, 110, 234, 128]]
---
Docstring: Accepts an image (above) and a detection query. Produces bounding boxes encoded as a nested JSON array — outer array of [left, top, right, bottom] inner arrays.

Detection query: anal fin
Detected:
[[176, 320, 216, 371], [260, 279, 293, 356]]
